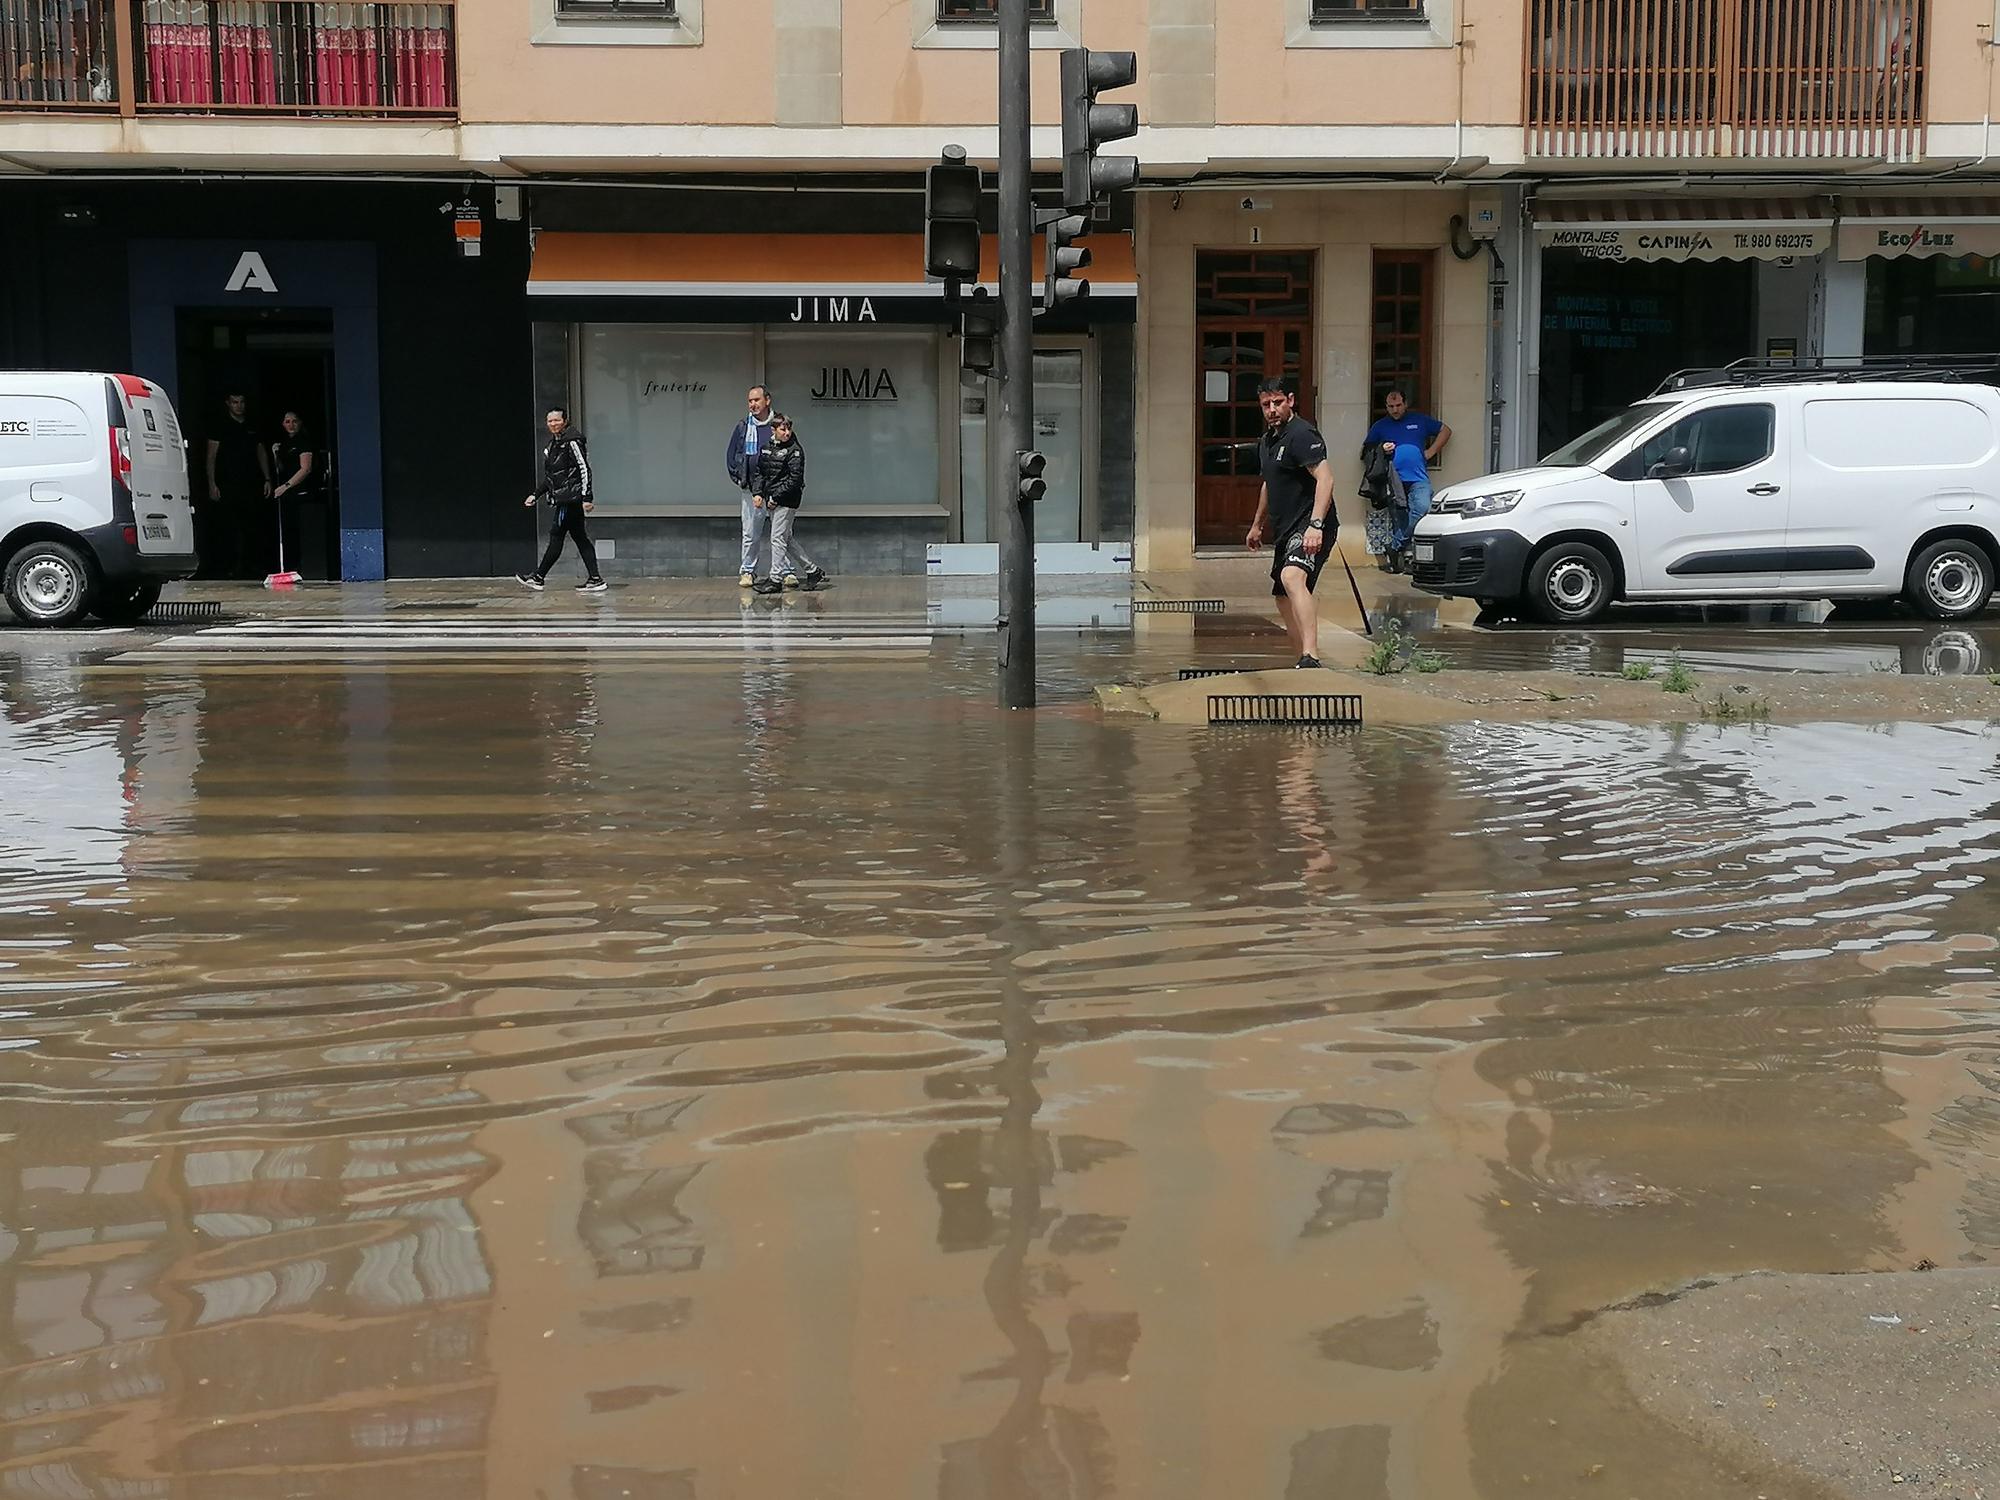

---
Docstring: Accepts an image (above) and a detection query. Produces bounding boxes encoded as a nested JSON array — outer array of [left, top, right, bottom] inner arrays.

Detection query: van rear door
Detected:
[[111, 376, 195, 559]]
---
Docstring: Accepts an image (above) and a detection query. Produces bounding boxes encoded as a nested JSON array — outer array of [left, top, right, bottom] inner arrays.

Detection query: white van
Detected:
[[1412, 372, 2000, 624], [1, 371, 198, 627]]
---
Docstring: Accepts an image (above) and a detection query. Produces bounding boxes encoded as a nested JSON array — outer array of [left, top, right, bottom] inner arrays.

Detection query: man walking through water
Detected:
[[726, 385, 778, 589], [1244, 378, 1337, 668], [516, 407, 606, 593]]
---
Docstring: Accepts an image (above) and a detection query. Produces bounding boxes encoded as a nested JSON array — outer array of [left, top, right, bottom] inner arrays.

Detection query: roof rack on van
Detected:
[[1651, 352, 2000, 396]]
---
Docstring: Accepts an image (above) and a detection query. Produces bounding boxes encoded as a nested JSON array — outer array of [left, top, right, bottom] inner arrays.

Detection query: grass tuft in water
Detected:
[[1660, 652, 1697, 694], [1701, 692, 1770, 724], [1412, 647, 1447, 674]]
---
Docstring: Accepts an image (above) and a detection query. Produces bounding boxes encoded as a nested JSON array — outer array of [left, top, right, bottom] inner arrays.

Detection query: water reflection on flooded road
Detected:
[[2, 635, 1998, 1498]]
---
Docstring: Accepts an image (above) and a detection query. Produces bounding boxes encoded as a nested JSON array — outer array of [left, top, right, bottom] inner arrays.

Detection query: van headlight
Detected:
[[1458, 489, 1524, 518]]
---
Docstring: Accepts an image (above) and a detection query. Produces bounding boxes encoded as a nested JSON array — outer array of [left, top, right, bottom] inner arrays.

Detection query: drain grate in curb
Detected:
[[145, 601, 228, 623], [1178, 666, 1255, 680], [1135, 599, 1225, 614], [1208, 693, 1363, 727], [393, 600, 486, 611]]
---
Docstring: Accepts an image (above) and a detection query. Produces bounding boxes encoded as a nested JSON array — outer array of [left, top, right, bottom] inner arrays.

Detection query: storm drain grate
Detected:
[[145, 600, 228, 623], [1178, 666, 1254, 680], [1134, 599, 1225, 614], [393, 600, 486, 611], [1208, 693, 1364, 727]]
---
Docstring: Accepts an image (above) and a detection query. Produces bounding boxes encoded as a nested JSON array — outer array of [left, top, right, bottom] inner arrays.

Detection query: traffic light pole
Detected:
[[995, 0, 1036, 710]]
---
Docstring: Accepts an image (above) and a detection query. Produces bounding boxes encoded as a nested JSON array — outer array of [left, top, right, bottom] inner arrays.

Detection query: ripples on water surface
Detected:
[[1, 643, 1998, 1499]]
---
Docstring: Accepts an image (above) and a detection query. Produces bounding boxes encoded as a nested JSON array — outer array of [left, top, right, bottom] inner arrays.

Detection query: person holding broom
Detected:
[[1243, 378, 1338, 669]]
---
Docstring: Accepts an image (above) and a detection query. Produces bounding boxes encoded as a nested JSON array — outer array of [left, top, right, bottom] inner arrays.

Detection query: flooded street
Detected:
[[3, 597, 1999, 1499]]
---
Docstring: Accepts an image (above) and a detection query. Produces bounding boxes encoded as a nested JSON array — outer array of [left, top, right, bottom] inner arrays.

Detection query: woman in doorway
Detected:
[[271, 412, 322, 578]]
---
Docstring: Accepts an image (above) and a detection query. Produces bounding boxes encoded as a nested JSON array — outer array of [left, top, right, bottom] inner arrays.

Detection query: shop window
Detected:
[[1370, 249, 1434, 413], [764, 332, 941, 509], [1312, 0, 1424, 19], [580, 328, 756, 510]]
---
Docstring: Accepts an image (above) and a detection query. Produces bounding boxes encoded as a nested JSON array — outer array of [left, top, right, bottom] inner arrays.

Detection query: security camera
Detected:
[[1239, 196, 1271, 212]]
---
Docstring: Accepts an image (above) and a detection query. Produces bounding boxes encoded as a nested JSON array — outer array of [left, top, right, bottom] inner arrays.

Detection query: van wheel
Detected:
[[1527, 541, 1615, 625], [91, 581, 163, 626], [3, 540, 95, 627], [1905, 539, 1995, 620]]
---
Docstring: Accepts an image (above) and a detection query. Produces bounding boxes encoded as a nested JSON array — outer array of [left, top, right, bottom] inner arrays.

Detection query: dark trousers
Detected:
[[536, 503, 600, 580]]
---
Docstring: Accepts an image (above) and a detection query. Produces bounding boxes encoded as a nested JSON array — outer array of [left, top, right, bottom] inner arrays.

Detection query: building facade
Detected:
[[4, 0, 1999, 579]]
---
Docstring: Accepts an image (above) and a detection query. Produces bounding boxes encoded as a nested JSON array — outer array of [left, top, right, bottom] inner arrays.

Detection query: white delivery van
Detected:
[[1, 371, 198, 627], [1413, 365, 2000, 624]]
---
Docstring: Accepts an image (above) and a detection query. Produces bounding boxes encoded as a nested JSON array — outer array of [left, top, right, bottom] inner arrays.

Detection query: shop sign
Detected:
[[790, 295, 880, 323], [1837, 221, 2000, 261], [1536, 224, 1829, 262], [811, 366, 901, 403], [224, 250, 280, 293]]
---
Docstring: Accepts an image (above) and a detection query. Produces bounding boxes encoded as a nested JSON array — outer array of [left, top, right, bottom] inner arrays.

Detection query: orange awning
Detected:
[[528, 231, 1136, 298]]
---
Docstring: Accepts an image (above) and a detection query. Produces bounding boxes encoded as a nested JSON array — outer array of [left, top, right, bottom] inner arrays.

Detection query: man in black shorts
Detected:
[[1244, 378, 1338, 667]]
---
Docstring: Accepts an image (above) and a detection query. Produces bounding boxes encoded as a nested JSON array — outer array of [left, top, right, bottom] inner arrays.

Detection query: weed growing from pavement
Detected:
[[1363, 620, 1409, 675], [1660, 652, 1697, 694], [1413, 648, 1447, 674], [1701, 691, 1770, 725], [1620, 662, 1656, 681], [1990, 673, 2000, 687]]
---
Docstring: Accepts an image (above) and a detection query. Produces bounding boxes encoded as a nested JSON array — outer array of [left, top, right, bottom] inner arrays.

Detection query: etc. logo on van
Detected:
[[0, 421, 31, 437]]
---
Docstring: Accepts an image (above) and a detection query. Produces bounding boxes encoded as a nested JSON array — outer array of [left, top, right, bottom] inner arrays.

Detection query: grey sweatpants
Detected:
[[769, 506, 819, 580]]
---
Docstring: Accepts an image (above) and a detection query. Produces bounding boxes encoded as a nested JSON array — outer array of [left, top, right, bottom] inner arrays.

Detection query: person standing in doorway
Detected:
[[1362, 388, 1450, 574], [204, 392, 271, 579], [516, 408, 606, 593], [725, 384, 777, 589], [1244, 378, 1337, 669], [270, 412, 321, 580], [750, 415, 829, 594]]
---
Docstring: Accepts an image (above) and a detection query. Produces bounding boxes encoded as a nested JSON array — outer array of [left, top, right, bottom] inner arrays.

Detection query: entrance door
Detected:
[[1032, 348, 1087, 543], [178, 310, 338, 581], [1194, 252, 1314, 548]]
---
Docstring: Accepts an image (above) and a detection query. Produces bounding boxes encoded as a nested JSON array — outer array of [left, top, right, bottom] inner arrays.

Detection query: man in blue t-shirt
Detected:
[[1361, 389, 1451, 573]]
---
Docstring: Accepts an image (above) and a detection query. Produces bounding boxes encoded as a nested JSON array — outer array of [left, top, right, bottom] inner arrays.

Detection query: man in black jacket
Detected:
[[516, 408, 606, 593]]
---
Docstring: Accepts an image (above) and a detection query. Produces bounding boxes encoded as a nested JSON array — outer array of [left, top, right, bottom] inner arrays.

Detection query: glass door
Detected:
[[1031, 349, 1086, 542]]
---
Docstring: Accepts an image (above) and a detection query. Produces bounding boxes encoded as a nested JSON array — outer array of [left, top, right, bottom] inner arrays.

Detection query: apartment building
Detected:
[[3, 0, 1998, 579]]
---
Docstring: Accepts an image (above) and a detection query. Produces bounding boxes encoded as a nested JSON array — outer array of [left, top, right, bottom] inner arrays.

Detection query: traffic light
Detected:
[[959, 286, 997, 376], [1044, 213, 1090, 310], [924, 145, 983, 283], [1059, 48, 1139, 212], [1017, 450, 1047, 505]]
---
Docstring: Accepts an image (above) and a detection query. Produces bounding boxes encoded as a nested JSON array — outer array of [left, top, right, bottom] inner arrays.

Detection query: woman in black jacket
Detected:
[[752, 415, 828, 592]]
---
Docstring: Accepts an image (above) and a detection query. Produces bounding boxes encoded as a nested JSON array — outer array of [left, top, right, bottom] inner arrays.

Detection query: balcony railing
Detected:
[[1527, 0, 1927, 162], [2, 0, 456, 116]]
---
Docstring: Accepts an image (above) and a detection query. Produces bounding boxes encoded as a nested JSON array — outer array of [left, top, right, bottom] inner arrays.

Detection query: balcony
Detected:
[[2, 1, 456, 117], [1526, 0, 1927, 163]]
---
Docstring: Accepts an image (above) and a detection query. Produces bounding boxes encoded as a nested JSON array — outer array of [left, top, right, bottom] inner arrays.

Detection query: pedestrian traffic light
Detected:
[[1017, 450, 1047, 504], [924, 145, 983, 283], [959, 286, 998, 376], [1044, 213, 1091, 310], [1059, 48, 1139, 212]]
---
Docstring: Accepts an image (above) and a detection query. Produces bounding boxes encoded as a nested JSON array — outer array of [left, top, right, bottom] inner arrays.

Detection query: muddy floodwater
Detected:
[[3, 618, 1998, 1499]]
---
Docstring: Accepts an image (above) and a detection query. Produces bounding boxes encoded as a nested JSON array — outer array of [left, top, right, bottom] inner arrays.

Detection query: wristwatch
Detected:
[[1305, 519, 1326, 531]]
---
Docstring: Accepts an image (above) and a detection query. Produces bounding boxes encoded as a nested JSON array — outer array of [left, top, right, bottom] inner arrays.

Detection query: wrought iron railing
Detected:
[[1525, 0, 1927, 162], [1, 0, 456, 115]]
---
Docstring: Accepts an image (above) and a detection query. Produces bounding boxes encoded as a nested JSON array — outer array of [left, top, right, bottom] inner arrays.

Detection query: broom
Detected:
[[264, 493, 301, 589]]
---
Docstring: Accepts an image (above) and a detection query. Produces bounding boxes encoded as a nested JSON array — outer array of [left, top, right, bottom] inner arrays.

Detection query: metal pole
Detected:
[[996, 0, 1036, 709]]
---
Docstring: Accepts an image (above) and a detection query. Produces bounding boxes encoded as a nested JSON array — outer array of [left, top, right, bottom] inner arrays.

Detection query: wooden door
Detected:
[[1194, 252, 1314, 548]]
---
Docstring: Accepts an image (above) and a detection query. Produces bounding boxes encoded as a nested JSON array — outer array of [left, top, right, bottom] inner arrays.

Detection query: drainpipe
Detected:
[[1483, 238, 1508, 474], [1434, 14, 1470, 183]]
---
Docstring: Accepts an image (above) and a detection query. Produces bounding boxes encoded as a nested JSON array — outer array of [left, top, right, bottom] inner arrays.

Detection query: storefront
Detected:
[[526, 231, 1136, 576], [1533, 197, 1833, 451], [1840, 197, 2000, 362]]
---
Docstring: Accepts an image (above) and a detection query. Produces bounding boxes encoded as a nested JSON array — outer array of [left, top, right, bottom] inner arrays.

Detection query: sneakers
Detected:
[[577, 578, 608, 593], [737, 572, 755, 588], [801, 567, 828, 590], [751, 578, 784, 595], [1295, 654, 1323, 669], [782, 574, 801, 590], [515, 573, 545, 591]]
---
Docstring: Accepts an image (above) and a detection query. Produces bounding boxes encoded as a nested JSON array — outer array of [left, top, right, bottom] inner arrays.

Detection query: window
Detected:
[[556, 0, 676, 14], [1312, 0, 1425, 18], [936, 0, 1057, 20], [1626, 404, 1775, 478], [1370, 249, 1434, 414]]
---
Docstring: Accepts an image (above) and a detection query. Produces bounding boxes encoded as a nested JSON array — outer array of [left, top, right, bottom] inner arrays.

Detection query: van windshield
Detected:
[[1541, 401, 1677, 468]]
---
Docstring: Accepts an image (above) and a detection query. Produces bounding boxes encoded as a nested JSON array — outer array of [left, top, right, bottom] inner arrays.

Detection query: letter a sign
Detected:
[[225, 251, 279, 294]]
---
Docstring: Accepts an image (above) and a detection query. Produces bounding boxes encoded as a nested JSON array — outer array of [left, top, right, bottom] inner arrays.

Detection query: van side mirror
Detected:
[[1648, 446, 1693, 480]]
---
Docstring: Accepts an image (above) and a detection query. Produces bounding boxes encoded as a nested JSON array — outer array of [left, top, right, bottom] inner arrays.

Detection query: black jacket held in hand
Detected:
[[757, 440, 806, 509], [537, 429, 593, 507], [1358, 443, 1407, 511]]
